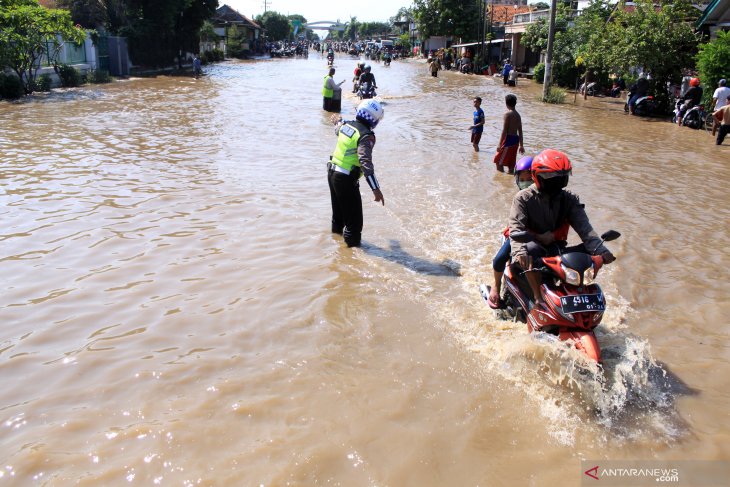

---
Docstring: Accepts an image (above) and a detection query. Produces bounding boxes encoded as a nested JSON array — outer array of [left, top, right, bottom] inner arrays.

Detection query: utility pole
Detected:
[[542, 0, 557, 102], [262, 0, 271, 14]]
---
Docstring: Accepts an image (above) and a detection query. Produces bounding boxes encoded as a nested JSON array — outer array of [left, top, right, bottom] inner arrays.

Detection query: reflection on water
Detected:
[[1, 56, 729, 485]]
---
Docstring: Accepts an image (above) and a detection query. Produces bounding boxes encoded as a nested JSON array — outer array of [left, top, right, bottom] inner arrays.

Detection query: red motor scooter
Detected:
[[481, 230, 621, 362]]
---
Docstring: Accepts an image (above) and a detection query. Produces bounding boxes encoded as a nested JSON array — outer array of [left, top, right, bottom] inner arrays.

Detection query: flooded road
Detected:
[[1, 54, 729, 485]]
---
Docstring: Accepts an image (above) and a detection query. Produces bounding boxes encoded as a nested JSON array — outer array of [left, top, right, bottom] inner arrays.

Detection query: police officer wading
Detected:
[[328, 99, 385, 247]]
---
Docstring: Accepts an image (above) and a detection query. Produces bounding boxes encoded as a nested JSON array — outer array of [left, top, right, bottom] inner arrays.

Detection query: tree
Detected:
[[600, 0, 698, 109], [119, 0, 218, 67], [0, 0, 86, 94], [288, 14, 314, 40], [412, 0, 481, 41], [696, 30, 730, 105], [255, 10, 291, 41], [533, 1, 550, 10]]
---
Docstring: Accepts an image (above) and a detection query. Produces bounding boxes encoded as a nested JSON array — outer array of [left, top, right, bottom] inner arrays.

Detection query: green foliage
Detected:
[[533, 62, 545, 84], [37, 73, 52, 91], [696, 31, 730, 105], [599, 0, 699, 109], [255, 11, 291, 41], [58, 64, 81, 87], [199, 20, 217, 43], [398, 33, 412, 54], [57, 0, 109, 29], [0, 0, 86, 94], [201, 48, 223, 64], [412, 0, 481, 41], [0, 72, 24, 99], [121, 0, 218, 67], [533, 2, 550, 10], [86, 69, 111, 84], [543, 86, 566, 104]]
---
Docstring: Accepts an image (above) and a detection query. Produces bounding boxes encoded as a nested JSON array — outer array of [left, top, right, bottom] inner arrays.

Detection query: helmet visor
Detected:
[[537, 169, 572, 179]]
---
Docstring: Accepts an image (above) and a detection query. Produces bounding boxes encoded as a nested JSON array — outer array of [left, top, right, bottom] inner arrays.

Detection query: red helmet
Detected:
[[690, 77, 700, 87], [532, 149, 572, 193]]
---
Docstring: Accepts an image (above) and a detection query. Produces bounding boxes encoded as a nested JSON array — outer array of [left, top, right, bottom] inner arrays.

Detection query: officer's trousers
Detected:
[[327, 166, 363, 247]]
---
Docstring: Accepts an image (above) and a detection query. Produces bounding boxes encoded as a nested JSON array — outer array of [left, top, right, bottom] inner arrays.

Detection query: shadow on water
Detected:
[[361, 239, 461, 277]]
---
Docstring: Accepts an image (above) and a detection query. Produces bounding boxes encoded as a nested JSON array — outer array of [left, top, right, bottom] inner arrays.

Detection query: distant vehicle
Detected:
[[379, 40, 394, 49]]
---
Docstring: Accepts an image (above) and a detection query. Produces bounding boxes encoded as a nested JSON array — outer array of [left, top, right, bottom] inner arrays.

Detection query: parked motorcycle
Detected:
[[673, 98, 708, 130], [357, 81, 377, 100], [624, 91, 656, 116], [480, 230, 621, 363]]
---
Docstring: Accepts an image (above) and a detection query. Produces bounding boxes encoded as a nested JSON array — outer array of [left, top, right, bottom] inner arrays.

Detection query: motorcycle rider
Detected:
[[627, 73, 649, 115], [509, 149, 616, 308], [487, 156, 535, 308], [677, 77, 703, 126], [327, 100, 385, 247], [358, 64, 377, 90]]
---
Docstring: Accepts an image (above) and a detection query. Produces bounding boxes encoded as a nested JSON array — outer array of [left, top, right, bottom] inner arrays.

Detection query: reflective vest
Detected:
[[322, 75, 333, 98], [331, 122, 371, 172]]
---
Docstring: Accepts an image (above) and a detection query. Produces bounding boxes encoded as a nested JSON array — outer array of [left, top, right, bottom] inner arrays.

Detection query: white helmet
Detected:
[[356, 99, 384, 128]]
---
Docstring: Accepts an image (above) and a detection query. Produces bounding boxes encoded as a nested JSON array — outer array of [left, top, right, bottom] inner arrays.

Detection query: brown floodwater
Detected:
[[1, 54, 729, 486]]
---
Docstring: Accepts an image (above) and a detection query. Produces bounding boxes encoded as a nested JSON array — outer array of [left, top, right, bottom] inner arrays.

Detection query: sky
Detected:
[[223, 0, 413, 24]]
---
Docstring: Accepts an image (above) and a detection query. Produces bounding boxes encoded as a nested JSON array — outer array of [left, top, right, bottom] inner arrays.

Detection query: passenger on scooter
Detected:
[[509, 149, 616, 308], [677, 77, 703, 126], [628, 73, 649, 115], [353, 61, 365, 93], [486, 156, 535, 308]]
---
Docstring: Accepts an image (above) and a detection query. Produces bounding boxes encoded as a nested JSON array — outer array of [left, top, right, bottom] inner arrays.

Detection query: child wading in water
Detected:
[[493, 94, 524, 173], [470, 97, 485, 152]]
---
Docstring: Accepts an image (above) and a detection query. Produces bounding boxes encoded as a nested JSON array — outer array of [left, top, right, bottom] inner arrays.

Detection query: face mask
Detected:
[[538, 175, 569, 195], [517, 180, 532, 190]]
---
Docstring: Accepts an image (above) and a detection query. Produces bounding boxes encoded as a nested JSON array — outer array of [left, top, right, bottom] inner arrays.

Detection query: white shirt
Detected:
[[713, 86, 730, 109]]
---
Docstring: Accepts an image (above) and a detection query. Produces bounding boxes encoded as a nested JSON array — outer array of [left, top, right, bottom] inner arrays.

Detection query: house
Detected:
[[696, 0, 730, 38], [211, 4, 264, 55], [500, 5, 543, 68]]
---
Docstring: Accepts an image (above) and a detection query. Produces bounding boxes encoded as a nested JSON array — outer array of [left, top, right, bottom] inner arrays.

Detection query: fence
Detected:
[[39, 40, 87, 67]]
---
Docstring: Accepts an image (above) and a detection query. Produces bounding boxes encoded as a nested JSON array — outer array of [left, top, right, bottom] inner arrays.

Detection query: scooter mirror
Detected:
[[509, 231, 533, 244], [600, 230, 621, 242]]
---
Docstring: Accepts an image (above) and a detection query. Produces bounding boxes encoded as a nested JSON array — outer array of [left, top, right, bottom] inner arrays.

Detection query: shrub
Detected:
[[0, 73, 24, 99], [58, 64, 81, 87], [86, 69, 111, 84], [533, 63, 545, 84], [38, 74, 53, 92], [542, 86, 566, 104], [696, 31, 730, 105]]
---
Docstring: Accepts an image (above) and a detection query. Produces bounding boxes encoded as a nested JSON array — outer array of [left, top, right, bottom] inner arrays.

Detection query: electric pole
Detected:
[[542, 0, 558, 102], [262, 0, 271, 13]]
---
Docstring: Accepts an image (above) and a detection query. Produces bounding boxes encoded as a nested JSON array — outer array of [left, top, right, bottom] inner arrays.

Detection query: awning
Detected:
[[450, 39, 505, 48]]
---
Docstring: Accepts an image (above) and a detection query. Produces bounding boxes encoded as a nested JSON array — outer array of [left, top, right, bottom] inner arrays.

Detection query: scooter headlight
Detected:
[[561, 265, 582, 286]]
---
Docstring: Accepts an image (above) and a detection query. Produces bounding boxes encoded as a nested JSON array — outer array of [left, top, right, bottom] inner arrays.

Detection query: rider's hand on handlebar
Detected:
[[516, 255, 532, 270], [601, 251, 616, 264]]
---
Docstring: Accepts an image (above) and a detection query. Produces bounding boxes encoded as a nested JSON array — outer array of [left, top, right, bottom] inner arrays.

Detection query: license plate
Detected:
[[560, 294, 604, 314]]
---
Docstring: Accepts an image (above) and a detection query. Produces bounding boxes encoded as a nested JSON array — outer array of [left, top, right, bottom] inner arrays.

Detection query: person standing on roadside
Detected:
[[327, 100, 385, 247], [193, 54, 202, 78], [710, 79, 730, 135], [494, 94, 525, 174], [713, 104, 730, 145], [469, 97, 485, 152], [502, 59, 513, 85]]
